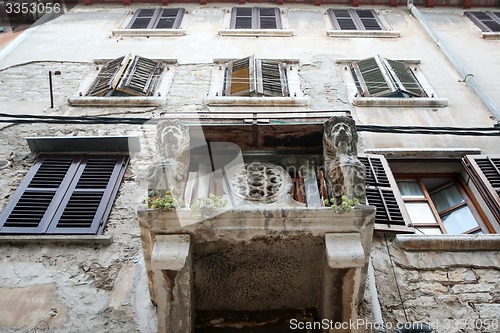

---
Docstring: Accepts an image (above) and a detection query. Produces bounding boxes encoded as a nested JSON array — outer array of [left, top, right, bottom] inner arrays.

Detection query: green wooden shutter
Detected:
[[0, 156, 79, 234], [356, 9, 384, 30], [465, 11, 500, 32], [386, 59, 427, 97], [463, 155, 500, 223], [359, 155, 413, 233], [224, 56, 256, 96], [256, 59, 289, 97], [117, 56, 163, 97], [87, 56, 128, 97], [351, 56, 393, 97], [48, 156, 128, 235]]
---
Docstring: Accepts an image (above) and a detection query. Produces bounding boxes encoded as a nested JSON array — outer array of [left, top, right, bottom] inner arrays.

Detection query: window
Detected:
[[465, 11, 500, 33], [219, 7, 293, 37], [230, 7, 281, 29], [339, 55, 447, 107], [207, 55, 308, 106], [69, 54, 175, 107], [113, 8, 185, 37], [223, 55, 288, 97], [396, 177, 487, 234], [328, 9, 385, 31], [326, 9, 399, 37], [126, 8, 185, 30], [0, 155, 128, 235]]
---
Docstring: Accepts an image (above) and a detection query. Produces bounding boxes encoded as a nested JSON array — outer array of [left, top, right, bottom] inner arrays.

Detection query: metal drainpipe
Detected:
[[407, 0, 500, 123], [368, 257, 385, 333]]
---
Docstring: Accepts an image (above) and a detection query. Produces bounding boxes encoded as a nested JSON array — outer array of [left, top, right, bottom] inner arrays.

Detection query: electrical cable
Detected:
[[384, 233, 409, 323]]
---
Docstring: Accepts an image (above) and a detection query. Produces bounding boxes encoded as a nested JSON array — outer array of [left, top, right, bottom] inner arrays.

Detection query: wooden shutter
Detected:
[[0, 155, 128, 235], [87, 56, 129, 97], [462, 155, 500, 223], [154, 8, 185, 29], [356, 9, 384, 30], [117, 56, 163, 96], [465, 11, 500, 32], [127, 9, 160, 29], [48, 156, 128, 234], [256, 60, 289, 97], [359, 155, 413, 233], [0, 156, 78, 234], [223, 56, 256, 96], [231, 7, 253, 29], [328, 9, 358, 30], [257, 8, 281, 29], [351, 56, 393, 97], [386, 59, 427, 97]]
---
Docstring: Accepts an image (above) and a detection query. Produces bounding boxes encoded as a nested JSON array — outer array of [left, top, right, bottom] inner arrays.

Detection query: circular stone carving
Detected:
[[229, 162, 290, 203]]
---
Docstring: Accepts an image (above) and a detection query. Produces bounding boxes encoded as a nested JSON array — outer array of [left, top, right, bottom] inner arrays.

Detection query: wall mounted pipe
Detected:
[[407, 0, 500, 123], [368, 257, 385, 333]]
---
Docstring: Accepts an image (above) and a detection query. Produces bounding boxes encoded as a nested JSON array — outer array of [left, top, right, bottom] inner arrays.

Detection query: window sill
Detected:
[[327, 30, 400, 38], [112, 29, 185, 37], [395, 234, 500, 252], [205, 96, 310, 107], [68, 96, 165, 107], [0, 235, 112, 246], [351, 96, 448, 107], [482, 32, 500, 39], [218, 29, 294, 37]]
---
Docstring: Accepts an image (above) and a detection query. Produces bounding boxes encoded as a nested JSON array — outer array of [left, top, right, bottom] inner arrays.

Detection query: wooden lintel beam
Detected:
[[463, 0, 472, 9], [427, 0, 435, 7], [352, 0, 360, 7]]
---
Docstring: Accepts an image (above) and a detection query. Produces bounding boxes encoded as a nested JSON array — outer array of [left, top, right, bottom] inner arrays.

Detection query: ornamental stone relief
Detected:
[[228, 162, 291, 203]]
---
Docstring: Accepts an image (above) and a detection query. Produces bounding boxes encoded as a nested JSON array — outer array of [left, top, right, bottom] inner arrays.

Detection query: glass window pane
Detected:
[[397, 181, 424, 198], [405, 203, 438, 224], [442, 207, 479, 234], [416, 227, 443, 235], [430, 185, 465, 212]]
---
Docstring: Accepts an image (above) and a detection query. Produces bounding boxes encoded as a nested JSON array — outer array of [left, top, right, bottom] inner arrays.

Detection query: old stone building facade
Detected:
[[0, 1, 499, 332]]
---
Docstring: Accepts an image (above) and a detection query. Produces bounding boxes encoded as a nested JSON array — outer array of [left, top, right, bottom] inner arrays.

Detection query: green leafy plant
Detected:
[[325, 195, 360, 213], [147, 192, 183, 211], [191, 194, 227, 211]]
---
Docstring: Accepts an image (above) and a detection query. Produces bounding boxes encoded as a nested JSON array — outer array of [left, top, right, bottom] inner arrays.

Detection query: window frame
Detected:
[[337, 56, 447, 107], [395, 174, 489, 234], [219, 7, 293, 37], [113, 8, 186, 37], [326, 8, 399, 38], [0, 154, 129, 236]]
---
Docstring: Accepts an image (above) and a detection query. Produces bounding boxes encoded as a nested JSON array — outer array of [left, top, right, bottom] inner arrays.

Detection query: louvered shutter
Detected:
[[328, 9, 358, 30], [356, 9, 384, 30], [386, 59, 427, 97], [465, 11, 500, 32], [359, 155, 412, 233], [48, 156, 128, 234], [256, 60, 289, 97], [231, 8, 253, 29], [224, 56, 256, 96], [351, 56, 393, 97], [127, 9, 159, 29], [462, 155, 500, 223], [0, 156, 79, 234], [154, 8, 185, 29], [87, 56, 128, 97], [257, 8, 281, 29], [117, 56, 163, 96]]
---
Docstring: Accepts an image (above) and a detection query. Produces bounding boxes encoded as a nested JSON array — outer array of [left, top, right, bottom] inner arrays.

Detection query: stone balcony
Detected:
[[138, 205, 375, 333]]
